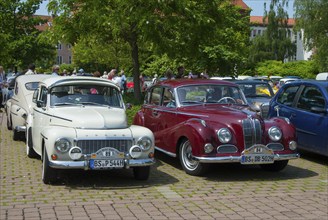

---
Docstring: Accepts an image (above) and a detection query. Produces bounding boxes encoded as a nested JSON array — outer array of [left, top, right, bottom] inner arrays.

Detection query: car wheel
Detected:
[[179, 139, 209, 176], [26, 128, 38, 158], [13, 129, 20, 141], [260, 160, 289, 172], [133, 166, 150, 180], [7, 116, 12, 130], [42, 146, 58, 184]]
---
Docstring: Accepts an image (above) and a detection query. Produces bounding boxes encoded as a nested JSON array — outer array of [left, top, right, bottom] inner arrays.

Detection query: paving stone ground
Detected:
[[0, 111, 327, 220]]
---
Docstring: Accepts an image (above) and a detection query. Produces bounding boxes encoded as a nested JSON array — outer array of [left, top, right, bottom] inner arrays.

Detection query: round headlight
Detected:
[[69, 147, 82, 160], [217, 128, 232, 143], [268, 126, 282, 141], [137, 136, 152, 151], [129, 145, 143, 158], [55, 138, 71, 152]]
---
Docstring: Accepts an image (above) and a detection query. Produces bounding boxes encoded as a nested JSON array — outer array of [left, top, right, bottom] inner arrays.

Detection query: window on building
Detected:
[[57, 43, 62, 50], [69, 56, 72, 64], [253, 30, 256, 37], [257, 29, 261, 35], [57, 56, 63, 64], [47, 22, 52, 27]]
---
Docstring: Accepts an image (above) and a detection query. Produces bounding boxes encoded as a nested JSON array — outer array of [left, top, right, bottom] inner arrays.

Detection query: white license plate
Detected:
[[90, 159, 124, 169], [241, 154, 274, 164]]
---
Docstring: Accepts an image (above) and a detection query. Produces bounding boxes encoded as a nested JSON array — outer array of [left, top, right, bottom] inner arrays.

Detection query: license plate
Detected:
[[241, 154, 274, 164], [241, 145, 274, 164], [90, 159, 124, 169]]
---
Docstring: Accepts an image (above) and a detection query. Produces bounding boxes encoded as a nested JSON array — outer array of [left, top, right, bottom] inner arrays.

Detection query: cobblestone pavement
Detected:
[[0, 112, 327, 220]]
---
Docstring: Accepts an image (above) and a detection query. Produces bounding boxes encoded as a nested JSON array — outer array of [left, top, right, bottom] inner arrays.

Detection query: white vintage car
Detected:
[[28, 76, 155, 184], [5, 74, 53, 140]]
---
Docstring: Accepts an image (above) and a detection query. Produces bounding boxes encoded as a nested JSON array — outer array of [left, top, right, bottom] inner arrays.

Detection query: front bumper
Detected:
[[193, 153, 300, 163], [49, 158, 155, 170]]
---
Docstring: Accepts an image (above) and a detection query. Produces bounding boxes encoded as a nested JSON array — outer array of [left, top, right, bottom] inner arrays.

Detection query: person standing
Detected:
[[176, 66, 185, 79], [152, 74, 158, 85], [0, 66, 8, 108], [25, 64, 36, 75], [52, 65, 60, 76], [120, 70, 127, 93]]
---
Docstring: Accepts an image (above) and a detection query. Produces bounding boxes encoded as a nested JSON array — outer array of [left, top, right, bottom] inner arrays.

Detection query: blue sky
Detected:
[[36, 0, 295, 17]]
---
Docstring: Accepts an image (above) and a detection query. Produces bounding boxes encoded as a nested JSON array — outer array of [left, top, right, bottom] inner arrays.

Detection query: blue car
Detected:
[[267, 80, 328, 157]]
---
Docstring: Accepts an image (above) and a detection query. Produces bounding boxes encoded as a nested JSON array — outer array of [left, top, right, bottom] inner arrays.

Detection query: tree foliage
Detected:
[[255, 60, 318, 79], [294, 0, 328, 71], [47, 0, 250, 100], [248, 0, 296, 65], [0, 0, 56, 72]]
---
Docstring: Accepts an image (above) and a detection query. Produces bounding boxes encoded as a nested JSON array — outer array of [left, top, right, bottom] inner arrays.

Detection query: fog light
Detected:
[[130, 145, 142, 158], [204, 143, 214, 153], [69, 147, 82, 160], [289, 141, 297, 150]]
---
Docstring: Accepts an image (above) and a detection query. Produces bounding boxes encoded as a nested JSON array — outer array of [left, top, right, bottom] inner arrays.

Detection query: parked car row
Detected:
[[5, 74, 326, 185]]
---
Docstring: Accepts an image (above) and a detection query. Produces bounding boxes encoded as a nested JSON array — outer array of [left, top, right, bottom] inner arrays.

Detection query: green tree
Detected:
[[48, 0, 250, 101], [248, 0, 296, 64], [0, 0, 56, 72], [294, 0, 328, 71]]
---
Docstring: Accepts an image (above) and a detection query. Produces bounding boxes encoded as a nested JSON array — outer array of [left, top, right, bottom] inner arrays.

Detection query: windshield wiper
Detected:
[[80, 102, 109, 107], [53, 102, 78, 106]]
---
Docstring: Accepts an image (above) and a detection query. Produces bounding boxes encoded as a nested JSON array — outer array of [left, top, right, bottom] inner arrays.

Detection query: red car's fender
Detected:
[[264, 117, 297, 154]]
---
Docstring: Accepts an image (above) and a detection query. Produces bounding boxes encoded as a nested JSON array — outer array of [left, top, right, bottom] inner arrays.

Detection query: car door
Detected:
[[292, 85, 328, 156], [32, 86, 49, 154]]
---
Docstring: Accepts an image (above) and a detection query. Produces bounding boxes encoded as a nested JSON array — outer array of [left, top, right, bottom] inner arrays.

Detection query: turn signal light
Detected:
[[51, 154, 58, 160], [148, 152, 154, 158]]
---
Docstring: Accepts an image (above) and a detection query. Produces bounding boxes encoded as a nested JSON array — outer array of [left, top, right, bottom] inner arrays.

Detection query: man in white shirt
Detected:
[[25, 64, 36, 75]]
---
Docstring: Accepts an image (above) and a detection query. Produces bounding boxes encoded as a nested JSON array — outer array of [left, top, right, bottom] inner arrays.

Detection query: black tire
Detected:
[[133, 166, 150, 180], [260, 160, 289, 172], [42, 146, 58, 184], [7, 116, 12, 130], [26, 128, 38, 158], [13, 129, 20, 141], [179, 139, 209, 176]]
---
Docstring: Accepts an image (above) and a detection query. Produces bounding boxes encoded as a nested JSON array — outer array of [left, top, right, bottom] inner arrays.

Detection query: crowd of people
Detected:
[[1, 63, 206, 109]]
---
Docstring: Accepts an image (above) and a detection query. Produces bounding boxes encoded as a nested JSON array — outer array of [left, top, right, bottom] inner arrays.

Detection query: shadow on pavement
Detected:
[[153, 151, 320, 182], [57, 158, 179, 189]]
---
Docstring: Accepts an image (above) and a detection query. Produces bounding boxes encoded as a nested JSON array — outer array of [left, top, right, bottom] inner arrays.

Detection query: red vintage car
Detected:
[[133, 79, 299, 176]]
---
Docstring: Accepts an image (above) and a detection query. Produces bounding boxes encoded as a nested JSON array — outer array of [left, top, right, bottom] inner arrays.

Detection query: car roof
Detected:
[[15, 74, 54, 83], [234, 80, 270, 85], [40, 76, 119, 88], [281, 79, 328, 87], [156, 79, 238, 88]]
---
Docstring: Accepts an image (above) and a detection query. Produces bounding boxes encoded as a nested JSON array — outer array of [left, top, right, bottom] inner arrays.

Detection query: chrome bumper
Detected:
[[193, 153, 300, 163], [49, 158, 155, 170], [15, 125, 26, 132]]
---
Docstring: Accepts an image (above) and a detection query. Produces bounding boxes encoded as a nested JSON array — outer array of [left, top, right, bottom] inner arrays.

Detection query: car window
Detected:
[[177, 85, 246, 105], [163, 88, 175, 108], [149, 87, 162, 106], [39, 86, 48, 107], [50, 84, 123, 107], [277, 86, 299, 106], [25, 82, 40, 90], [296, 86, 326, 111]]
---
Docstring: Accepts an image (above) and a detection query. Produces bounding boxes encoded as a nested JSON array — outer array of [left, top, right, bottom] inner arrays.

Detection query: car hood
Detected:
[[50, 106, 128, 129], [180, 104, 257, 123]]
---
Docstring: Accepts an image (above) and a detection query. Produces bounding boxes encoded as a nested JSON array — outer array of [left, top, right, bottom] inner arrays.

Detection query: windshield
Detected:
[[50, 84, 123, 107], [177, 85, 246, 106]]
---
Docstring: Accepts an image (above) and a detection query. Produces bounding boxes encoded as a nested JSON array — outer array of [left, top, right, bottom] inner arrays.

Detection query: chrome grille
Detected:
[[260, 103, 270, 119], [242, 118, 262, 149], [76, 139, 133, 155]]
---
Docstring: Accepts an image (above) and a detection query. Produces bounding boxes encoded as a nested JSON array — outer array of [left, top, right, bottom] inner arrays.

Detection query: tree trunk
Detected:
[[129, 27, 142, 102]]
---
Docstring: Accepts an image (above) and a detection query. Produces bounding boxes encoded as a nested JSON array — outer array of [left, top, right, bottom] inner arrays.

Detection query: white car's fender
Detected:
[[38, 127, 77, 160]]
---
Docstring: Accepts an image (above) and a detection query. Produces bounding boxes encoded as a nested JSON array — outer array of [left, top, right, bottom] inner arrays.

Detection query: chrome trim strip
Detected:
[[49, 158, 155, 169], [192, 153, 300, 163], [155, 147, 176, 157]]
